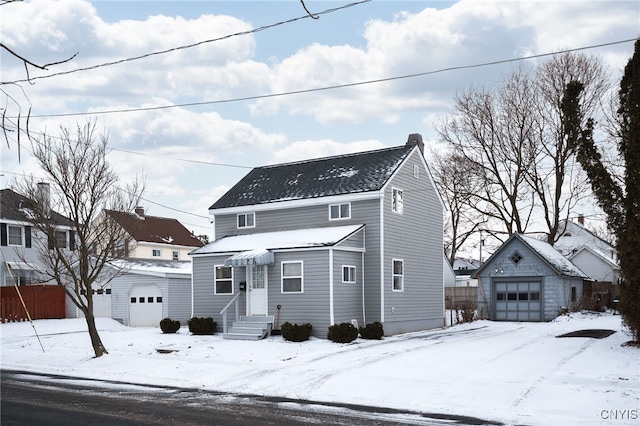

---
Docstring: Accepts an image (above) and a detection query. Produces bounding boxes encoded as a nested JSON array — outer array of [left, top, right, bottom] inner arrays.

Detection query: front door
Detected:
[[248, 265, 268, 315]]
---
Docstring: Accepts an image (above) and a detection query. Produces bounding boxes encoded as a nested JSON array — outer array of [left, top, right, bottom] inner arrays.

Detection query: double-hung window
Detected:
[[282, 261, 303, 293], [329, 203, 350, 220], [342, 265, 356, 283], [172, 250, 179, 261], [8, 226, 22, 246], [392, 188, 404, 214], [237, 212, 255, 229], [152, 249, 161, 257], [392, 259, 404, 291], [214, 265, 233, 294]]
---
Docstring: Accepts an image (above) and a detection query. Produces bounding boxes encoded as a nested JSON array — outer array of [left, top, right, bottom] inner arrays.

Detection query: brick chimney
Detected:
[[134, 206, 145, 219], [406, 133, 424, 154], [577, 214, 584, 225]]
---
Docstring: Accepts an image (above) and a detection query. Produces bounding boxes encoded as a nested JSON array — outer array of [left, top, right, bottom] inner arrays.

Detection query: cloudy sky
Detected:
[[1, 0, 638, 242]]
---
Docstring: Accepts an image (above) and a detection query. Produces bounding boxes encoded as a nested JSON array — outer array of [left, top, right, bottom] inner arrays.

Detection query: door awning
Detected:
[[224, 249, 274, 267]]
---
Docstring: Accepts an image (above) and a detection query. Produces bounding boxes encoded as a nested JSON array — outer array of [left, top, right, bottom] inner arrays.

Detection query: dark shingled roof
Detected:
[[104, 209, 204, 247], [1, 188, 72, 226], [210, 144, 415, 210]]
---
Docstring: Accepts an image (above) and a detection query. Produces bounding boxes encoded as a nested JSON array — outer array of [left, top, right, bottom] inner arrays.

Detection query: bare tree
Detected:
[[528, 52, 611, 243], [436, 53, 612, 246], [436, 66, 539, 239], [430, 148, 486, 264], [13, 121, 143, 357]]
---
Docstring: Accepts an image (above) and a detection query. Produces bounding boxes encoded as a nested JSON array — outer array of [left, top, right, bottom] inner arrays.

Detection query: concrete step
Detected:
[[223, 332, 263, 341]]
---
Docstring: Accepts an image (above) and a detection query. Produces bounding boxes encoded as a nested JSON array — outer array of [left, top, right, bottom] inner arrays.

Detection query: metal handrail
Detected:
[[219, 292, 242, 333]]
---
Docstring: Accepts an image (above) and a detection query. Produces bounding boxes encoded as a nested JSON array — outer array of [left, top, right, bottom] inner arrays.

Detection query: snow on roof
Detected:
[[190, 224, 364, 255], [519, 235, 588, 278], [110, 259, 192, 276]]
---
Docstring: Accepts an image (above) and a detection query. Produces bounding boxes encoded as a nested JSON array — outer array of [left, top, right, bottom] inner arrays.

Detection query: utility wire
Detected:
[[24, 37, 637, 120], [0, 0, 372, 86]]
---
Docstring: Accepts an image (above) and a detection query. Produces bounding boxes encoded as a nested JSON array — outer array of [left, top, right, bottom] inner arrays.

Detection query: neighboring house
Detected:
[[474, 234, 590, 322], [190, 134, 445, 338], [107, 258, 192, 327], [104, 207, 204, 261], [452, 257, 480, 287], [554, 216, 620, 285], [1, 186, 73, 287]]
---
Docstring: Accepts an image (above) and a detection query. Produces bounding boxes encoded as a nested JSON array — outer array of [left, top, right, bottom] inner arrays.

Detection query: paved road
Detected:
[[1, 370, 499, 425]]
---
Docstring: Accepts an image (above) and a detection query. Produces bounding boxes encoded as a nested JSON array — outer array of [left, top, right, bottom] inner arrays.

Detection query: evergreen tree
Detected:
[[570, 39, 640, 343]]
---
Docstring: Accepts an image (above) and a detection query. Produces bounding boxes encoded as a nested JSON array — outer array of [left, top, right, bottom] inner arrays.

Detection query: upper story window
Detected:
[[414, 165, 420, 179], [329, 203, 350, 220], [8, 225, 22, 246], [237, 212, 255, 229], [172, 250, 179, 261], [392, 259, 404, 291], [282, 261, 303, 293], [392, 188, 404, 214], [214, 265, 233, 294], [55, 230, 67, 249], [152, 249, 161, 257]]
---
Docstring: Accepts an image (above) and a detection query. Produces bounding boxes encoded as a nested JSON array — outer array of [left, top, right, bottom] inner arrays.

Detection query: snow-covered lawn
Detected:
[[1, 311, 638, 425]]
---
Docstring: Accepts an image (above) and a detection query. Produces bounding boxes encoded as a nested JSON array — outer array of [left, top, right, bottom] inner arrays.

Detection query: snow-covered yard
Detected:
[[1, 311, 638, 425]]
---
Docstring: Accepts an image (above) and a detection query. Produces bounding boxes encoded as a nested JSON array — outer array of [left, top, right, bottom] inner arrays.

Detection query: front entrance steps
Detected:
[[223, 315, 275, 341]]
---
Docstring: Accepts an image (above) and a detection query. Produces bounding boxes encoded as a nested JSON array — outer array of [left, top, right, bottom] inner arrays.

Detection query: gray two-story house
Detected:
[[190, 134, 445, 338]]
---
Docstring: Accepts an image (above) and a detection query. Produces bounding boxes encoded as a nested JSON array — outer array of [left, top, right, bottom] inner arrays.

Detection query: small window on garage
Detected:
[[496, 293, 506, 301], [530, 292, 540, 300], [519, 292, 529, 300], [130, 297, 136, 303], [156, 296, 162, 303], [106, 289, 112, 295], [147, 297, 154, 303], [139, 297, 145, 303], [510, 251, 523, 265], [507, 293, 517, 301]]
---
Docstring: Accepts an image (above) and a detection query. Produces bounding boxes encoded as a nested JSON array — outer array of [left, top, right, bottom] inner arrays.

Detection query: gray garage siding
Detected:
[[166, 276, 192, 324], [110, 274, 168, 326]]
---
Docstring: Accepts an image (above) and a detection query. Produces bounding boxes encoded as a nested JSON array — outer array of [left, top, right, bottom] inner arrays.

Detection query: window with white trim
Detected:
[[392, 259, 404, 291], [392, 188, 404, 214], [172, 250, 179, 261], [282, 261, 303, 293], [342, 265, 356, 283], [214, 265, 233, 294], [329, 203, 351, 220], [8, 225, 22, 246], [152, 249, 161, 257], [414, 164, 420, 179], [237, 212, 255, 228]]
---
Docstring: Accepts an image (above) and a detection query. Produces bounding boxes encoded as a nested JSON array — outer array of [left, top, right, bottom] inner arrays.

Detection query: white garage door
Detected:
[[495, 281, 541, 321], [129, 285, 163, 327], [92, 287, 112, 317]]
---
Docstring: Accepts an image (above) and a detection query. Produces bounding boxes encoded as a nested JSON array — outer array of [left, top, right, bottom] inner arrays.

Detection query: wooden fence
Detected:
[[445, 286, 478, 309], [1, 285, 66, 322]]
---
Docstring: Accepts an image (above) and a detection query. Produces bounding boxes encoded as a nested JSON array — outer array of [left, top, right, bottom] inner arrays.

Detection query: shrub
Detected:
[[159, 317, 181, 334], [359, 321, 384, 340], [280, 322, 312, 342], [327, 322, 358, 343], [187, 317, 217, 335]]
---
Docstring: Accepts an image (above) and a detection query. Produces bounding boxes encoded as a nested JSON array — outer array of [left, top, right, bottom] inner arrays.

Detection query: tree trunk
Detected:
[[84, 312, 108, 357]]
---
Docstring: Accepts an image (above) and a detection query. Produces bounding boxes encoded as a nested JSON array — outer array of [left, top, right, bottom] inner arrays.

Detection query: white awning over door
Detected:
[[224, 249, 274, 267]]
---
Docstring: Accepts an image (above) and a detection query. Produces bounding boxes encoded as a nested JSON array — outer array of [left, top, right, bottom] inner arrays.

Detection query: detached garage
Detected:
[[108, 259, 193, 327], [475, 234, 590, 322]]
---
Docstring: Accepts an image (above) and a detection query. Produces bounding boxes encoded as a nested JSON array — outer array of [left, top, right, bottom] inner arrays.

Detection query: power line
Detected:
[[0, 0, 372, 86], [24, 37, 638, 120]]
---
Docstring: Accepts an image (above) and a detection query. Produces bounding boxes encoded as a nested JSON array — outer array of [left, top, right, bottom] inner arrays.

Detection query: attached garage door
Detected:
[[495, 281, 541, 321], [129, 285, 163, 327]]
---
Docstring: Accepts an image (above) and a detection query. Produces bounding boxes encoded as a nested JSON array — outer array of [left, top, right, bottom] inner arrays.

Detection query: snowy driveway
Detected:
[[1, 312, 638, 425]]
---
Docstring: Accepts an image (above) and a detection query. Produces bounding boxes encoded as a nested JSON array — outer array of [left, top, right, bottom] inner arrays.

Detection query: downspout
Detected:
[[380, 192, 385, 323], [362, 227, 366, 324], [329, 248, 334, 325]]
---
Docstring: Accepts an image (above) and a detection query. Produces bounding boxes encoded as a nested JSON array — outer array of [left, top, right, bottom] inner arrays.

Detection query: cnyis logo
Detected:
[[600, 409, 638, 420]]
